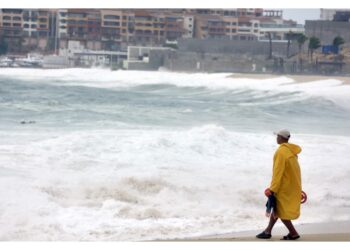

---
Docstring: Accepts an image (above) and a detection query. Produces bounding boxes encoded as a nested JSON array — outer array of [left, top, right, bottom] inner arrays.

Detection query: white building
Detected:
[[258, 23, 305, 41], [57, 9, 67, 39], [183, 15, 194, 38]]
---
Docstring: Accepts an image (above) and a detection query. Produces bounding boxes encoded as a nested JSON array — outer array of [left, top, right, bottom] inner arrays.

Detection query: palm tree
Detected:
[[297, 33, 308, 71], [333, 36, 345, 54], [297, 33, 308, 54], [286, 31, 293, 58], [267, 32, 272, 59], [308, 36, 321, 61]]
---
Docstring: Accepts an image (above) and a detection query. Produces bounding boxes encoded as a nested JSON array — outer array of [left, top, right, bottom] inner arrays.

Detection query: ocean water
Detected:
[[0, 68, 350, 240]]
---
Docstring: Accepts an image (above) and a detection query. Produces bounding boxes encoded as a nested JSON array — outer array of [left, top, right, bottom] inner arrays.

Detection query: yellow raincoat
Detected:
[[270, 143, 302, 220]]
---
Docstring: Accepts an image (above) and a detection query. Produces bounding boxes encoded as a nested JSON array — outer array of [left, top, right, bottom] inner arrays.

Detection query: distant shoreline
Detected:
[[1, 67, 350, 85]]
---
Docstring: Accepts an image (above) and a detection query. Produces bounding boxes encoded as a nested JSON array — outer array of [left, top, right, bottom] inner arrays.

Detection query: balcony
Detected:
[[260, 23, 304, 28], [1, 9, 22, 14]]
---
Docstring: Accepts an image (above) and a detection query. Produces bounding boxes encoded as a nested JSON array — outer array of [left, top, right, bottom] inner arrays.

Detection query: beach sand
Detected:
[[161, 220, 350, 242], [229, 73, 350, 85]]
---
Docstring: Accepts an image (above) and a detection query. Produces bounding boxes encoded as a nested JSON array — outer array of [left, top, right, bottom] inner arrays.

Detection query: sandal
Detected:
[[256, 231, 272, 239], [281, 233, 300, 240]]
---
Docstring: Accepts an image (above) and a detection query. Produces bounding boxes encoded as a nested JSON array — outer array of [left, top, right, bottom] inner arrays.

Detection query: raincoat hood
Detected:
[[281, 143, 302, 156]]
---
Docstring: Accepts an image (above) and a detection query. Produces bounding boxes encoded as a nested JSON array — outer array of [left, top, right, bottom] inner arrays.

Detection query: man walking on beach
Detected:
[[256, 129, 302, 240]]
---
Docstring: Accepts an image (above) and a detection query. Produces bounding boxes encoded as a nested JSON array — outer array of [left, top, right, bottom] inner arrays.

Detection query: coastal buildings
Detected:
[[0, 8, 304, 54]]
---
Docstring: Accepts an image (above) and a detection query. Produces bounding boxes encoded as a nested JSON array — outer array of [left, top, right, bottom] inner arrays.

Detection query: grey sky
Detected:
[[282, 9, 321, 24]]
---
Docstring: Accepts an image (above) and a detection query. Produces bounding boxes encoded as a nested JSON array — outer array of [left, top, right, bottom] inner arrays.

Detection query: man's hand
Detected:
[[264, 188, 273, 197]]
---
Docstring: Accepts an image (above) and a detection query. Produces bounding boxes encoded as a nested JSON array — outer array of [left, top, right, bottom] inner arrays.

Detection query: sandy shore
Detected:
[[161, 220, 350, 242], [229, 73, 350, 85]]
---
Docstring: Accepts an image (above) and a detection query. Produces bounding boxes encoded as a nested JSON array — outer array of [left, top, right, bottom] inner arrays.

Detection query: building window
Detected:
[[104, 21, 120, 26], [2, 16, 11, 20], [1, 9, 22, 14], [38, 11, 48, 16], [23, 24, 29, 28], [68, 13, 86, 18], [13, 16, 21, 21], [104, 15, 120, 20]]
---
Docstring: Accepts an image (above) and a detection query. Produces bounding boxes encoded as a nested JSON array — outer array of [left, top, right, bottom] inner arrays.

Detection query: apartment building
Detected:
[[0, 9, 23, 35], [100, 9, 123, 50], [0, 9, 24, 52], [191, 8, 293, 41], [22, 9, 53, 50], [100, 9, 188, 49], [58, 9, 102, 50]]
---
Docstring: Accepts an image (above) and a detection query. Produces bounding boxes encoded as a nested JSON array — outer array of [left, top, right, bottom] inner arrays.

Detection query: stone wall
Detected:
[[126, 48, 172, 70], [177, 38, 299, 57], [163, 51, 272, 73]]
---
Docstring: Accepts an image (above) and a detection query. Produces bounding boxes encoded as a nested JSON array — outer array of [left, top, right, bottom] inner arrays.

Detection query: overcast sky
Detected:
[[282, 9, 321, 24]]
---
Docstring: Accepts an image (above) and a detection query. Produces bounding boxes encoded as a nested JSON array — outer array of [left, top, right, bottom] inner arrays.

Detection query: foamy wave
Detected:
[[1, 68, 350, 109], [1, 126, 350, 240]]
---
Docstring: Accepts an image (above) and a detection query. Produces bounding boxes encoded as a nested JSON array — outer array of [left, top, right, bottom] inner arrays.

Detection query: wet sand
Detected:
[[160, 220, 350, 242], [229, 73, 350, 85]]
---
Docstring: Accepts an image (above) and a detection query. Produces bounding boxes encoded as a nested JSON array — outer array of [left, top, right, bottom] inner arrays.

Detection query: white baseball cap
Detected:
[[274, 129, 291, 139]]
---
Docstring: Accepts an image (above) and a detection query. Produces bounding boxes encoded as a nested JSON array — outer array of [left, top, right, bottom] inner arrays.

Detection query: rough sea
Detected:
[[1, 68, 350, 240]]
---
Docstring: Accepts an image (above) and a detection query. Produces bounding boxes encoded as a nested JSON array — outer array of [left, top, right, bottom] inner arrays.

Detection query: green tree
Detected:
[[308, 36, 321, 61], [333, 36, 345, 47]]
